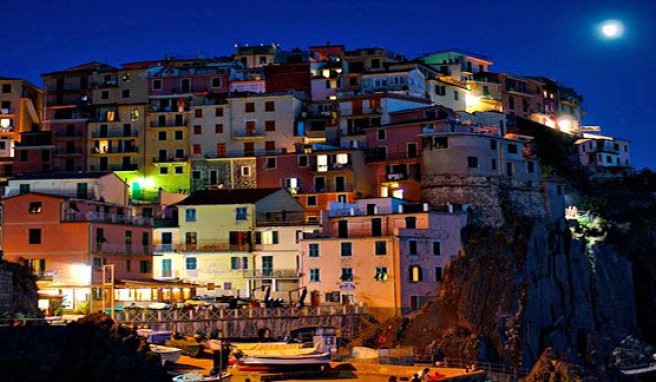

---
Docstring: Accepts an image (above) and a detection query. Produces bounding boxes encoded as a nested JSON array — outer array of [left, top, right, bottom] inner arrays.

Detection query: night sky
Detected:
[[2, 0, 654, 169]]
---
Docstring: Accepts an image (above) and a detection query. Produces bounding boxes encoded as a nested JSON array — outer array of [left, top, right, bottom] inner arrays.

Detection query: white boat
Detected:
[[620, 362, 656, 375], [150, 344, 182, 366], [239, 351, 331, 366], [172, 373, 231, 382]]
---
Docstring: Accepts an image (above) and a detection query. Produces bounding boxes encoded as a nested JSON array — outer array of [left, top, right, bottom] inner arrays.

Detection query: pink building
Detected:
[[300, 198, 467, 320]]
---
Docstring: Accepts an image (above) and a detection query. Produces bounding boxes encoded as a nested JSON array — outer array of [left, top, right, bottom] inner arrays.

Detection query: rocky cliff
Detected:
[[0, 259, 42, 320], [387, 119, 653, 378]]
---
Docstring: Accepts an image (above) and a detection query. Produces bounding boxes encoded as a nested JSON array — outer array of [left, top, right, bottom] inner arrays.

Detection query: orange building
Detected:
[[1, 192, 155, 313]]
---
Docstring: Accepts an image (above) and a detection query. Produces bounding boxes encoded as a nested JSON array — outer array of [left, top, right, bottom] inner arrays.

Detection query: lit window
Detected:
[[374, 267, 388, 281], [316, 155, 328, 172], [409, 265, 422, 282], [336, 153, 349, 165], [29, 202, 42, 214]]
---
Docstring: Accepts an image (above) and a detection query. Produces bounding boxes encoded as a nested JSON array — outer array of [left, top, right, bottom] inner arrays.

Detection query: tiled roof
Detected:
[[10, 171, 114, 180], [176, 188, 282, 205]]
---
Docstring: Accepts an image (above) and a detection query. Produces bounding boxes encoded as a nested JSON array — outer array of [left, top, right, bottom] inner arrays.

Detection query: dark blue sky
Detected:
[[2, 0, 654, 169]]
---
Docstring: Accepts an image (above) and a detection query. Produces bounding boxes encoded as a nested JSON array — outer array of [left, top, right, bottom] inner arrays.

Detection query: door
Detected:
[[100, 157, 108, 171], [210, 170, 218, 185], [338, 220, 348, 238], [314, 177, 325, 192], [335, 176, 346, 192], [262, 256, 273, 277]]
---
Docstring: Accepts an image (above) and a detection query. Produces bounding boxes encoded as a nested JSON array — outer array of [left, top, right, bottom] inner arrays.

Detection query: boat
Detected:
[[232, 342, 331, 367], [172, 373, 231, 381], [620, 362, 656, 375], [150, 344, 183, 366]]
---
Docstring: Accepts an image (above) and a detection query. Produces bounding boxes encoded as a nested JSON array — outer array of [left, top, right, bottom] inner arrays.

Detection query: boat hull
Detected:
[[239, 352, 331, 366], [150, 344, 182, 365]]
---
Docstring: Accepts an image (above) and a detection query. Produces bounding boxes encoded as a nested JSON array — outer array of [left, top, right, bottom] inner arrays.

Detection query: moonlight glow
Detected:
[[600, 20, 624, 39]]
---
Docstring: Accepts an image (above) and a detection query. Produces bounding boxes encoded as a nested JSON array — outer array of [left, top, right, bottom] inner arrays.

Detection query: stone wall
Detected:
[[421, 174, 545, 227], [0, 270, 13, 314]]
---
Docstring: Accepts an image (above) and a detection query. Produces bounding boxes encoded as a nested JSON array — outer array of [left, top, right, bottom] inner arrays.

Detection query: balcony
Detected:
[[311, 162, 352, 172], [150, 119, 187, 128], [91, 146, 139, 154], [148, 105, 190, 113], [0, 108, 15, 115], [152, 155, 188, 163], [304, 183, 355, 193], [45, 84, 91, 92], [92, 80, 118, 88], [90, 163, 139, 171], [91, 130, 139, 139], [63, 211, 153, 226], [242, 269, 299, 279], [380, 172, 421, 182], [53, 131, 84, 139], [54, 147, 83, 156], [256, 211, 306, 226], [154, 240, 251, 253], [365, 149, 419, 163], [92, 242, 151, 255], [232, 128, 265, 140]]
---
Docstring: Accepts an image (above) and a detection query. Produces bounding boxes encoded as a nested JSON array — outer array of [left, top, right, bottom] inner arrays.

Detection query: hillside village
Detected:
[[0, 43, 633, 322]]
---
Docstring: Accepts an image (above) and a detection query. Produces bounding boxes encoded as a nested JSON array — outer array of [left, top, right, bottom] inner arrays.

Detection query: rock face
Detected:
[[0, 260, 41, 319], [0, 313, 168, 382]]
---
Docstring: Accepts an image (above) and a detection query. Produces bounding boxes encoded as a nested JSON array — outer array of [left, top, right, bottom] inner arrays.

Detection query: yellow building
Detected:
[[152, 188, 305, 298]]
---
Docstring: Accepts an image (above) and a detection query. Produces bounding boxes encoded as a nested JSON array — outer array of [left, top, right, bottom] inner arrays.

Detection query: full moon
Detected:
[[601, 20, 623, 38]]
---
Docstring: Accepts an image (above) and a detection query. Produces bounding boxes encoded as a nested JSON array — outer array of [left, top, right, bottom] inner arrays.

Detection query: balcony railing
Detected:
[[90, 163, 139, 171], [91, 146, 139, 154], [303, 183, 355, 193], [150, 120, 187, 128], [232, 128, 265, 139], [53, 131, 84, 138], [310, 162, 353, 173], [63, 211, 153, 226], [365, 150, 419, 163], [242, 268, 299, 278], [55, 148, 83, 155], [91, 130, 139, 139], [92, 242, 151, 255], [152, 155, 188, 163], [380, 172, 421, 182], [154, 241, 251, 252], [45, 84, 91, 91]]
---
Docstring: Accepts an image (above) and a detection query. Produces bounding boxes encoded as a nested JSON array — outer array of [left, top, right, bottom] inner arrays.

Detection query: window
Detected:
[[298, 155, 308, 167], [126, 260, 131, 272], [309, 268, 320, 282], [490, 140, 497, 150], [122, 72, 131, 82], [1, 84, 11, 93], [158, 131, 167, 141], [325, 291, 340, 302], [409, 240, 418, 255], [527, 161, 535, 173], [194, 109, 203, 118], [121, 89, 130, 98], [491, 159, 497, 170], [265, 141, 276, 152], [377, 128, 386, 140], [506, 162, 514, 176], [509, 96, 515, 110], [152, 79, 163, 90], [235, 207, 247, 220], [215, 124, 223, 133], [433, 136, 448, 149], [76, 183, 88, 199], [265, 120, 275, 132], [374, 267, 388, 282], [241, 166, 251, 177], [245, 102, 255, 113], [371, 58, 381, 68], [192, 144, 201, 154], [175, 131, 183, 140], [433, 241, 442, 256], [216, 143, 226, 157], [341, 242, 352, 257], [175, 166, 184, 174], [29, 202, 42, 214], [215, 107, 224, 117], [507, 144, 518, 154], [162, 259, 172, 277], [265, 101, 275, 112], [159, 167, 169, 175], [340, 268, 353, 282], [101, 91, 109, 100], [193, 125, 202, 135], [435, 267, 443, 282], [306, 195, 317, 206], [266, 157, 276, 169], [139, 261, 150, 273], [409, 265, 422, 282], [20, 150, 28, 162], [192, 170, 201, 180], [467, 156, 479, 168], [29, 229, 41, 244], [309, 243, 320, 257], [405, 216, 416, 229], [230, 257, 242, 270], [185, 257, 197, 270], [211, 77, 222, 88], [435, 85, 446, 96], [19, 184, 30, 195], [453, 90, 459, 100], [375, 240, 387, 255], [371, 218, 382, 237], [185, 208, 197, 222]]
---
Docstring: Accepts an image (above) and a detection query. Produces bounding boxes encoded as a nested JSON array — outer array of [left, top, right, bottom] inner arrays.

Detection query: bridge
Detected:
[[114, 305, 371, 339]]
